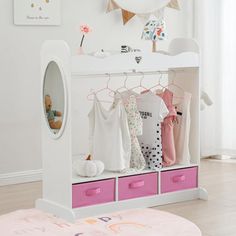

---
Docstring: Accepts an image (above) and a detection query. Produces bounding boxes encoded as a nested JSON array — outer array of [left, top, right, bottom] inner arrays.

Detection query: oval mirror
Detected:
[[43, 61, 66, 139], [113, 0, 170, 14]]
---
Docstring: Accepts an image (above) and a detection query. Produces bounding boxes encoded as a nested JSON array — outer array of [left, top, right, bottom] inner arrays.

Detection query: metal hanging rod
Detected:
[[72, 69, 184, 78]]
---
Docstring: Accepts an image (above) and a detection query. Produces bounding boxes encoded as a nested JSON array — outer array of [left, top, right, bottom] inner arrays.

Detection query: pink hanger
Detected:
[[87, 73, 116, 103], [116, 72, 129, 93], [108, 72, 129, 98], [163, 70, 184, 100], [130, 72, 149, 93], [149, 72, 165, 92]]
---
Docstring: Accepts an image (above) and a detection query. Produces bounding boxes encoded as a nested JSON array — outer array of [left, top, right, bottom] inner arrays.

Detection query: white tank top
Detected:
[[88, 97, 131, 171]]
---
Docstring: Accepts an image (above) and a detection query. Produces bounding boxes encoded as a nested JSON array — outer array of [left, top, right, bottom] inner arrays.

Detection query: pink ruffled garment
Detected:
[[158, 89, 177, 167]]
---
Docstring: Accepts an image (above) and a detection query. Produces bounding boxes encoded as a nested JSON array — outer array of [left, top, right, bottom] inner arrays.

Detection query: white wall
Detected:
[[44, 62, 65, 114], [0, 0, 193, 183]]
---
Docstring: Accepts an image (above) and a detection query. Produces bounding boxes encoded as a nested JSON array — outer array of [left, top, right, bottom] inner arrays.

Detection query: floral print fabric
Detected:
[[113, 93, 146, 170], [142, 17, 166, 41], [124, 95, 146, 170]]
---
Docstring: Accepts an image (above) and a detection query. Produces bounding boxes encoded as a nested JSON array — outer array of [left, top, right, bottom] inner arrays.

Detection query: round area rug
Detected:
[[0, 208, 201, 236]]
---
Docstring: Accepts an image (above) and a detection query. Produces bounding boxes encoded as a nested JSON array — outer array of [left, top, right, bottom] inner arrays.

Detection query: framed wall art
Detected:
[[14, 0, 61, 26]]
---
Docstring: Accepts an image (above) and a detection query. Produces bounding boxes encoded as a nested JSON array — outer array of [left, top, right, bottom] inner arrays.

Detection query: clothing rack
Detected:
[[72, 69, 185, 78], [38, 40, 208, 221]]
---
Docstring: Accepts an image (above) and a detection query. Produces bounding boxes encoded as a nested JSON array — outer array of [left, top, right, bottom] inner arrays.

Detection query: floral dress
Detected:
[[125, 95, 146, 170], [113, 93, 146, 170]]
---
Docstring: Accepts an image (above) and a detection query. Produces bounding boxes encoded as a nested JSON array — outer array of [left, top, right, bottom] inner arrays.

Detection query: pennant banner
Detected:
[[167, 0, 180, 10], [122, 10, 136, 24], [106, 0, 180, 25], [106, 0, 119, 13], [136, 7, 165, 24]]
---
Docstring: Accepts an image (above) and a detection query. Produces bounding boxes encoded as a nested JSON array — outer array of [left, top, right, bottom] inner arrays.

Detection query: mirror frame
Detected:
[[42, 60, 68, 140]]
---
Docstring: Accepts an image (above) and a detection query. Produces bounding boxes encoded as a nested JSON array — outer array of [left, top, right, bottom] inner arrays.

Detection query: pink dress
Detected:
[[158, 89, 177, 167]]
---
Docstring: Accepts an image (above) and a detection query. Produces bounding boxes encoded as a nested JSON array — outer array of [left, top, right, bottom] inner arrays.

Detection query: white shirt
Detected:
[[137, 91, 169, 145], [88, 97, 131, 171], [137, 91, 169, 170]]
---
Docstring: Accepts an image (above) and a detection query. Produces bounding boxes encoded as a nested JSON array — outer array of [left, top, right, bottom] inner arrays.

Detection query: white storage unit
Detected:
[[36, 39, 207, 222]]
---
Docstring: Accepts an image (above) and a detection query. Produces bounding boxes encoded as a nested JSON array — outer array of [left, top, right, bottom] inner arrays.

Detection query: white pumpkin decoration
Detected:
[[74, 157, 104, 177]]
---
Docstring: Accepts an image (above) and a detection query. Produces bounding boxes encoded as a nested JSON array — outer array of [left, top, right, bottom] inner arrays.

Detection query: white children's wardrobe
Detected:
[[36, 39, 208, 222]]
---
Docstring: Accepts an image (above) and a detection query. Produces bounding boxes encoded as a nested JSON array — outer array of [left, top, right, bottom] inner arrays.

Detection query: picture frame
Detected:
[[14, 0, 61, 26]]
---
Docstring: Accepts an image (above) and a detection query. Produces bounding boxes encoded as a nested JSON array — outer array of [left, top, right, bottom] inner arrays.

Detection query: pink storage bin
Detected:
[[72, 179, 115, 208], [161, 167, 198, 193], [118, 173, 158, 201]]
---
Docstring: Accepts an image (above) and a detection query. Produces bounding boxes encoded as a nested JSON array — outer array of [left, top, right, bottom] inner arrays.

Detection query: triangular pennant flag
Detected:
[[107, 0, 179, 25], [106, 0, 120, 13], [122, 9, 136, 25], [153, 7, 165, 19], [167, 0, 180, 10]]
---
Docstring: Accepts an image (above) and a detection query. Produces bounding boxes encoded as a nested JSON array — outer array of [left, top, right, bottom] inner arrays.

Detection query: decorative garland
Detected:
[[106, 0, 180, 25]]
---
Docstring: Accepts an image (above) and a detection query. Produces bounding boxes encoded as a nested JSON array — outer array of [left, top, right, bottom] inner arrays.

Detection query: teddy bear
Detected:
[[44, 95, 62, 129]]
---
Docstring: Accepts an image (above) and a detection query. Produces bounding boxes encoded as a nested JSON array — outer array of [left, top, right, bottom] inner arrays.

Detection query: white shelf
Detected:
[[161, 163, 198, 171], [72, 169, 154, 184], [71, 52, 199, 76], [72, 163, 198, 184]]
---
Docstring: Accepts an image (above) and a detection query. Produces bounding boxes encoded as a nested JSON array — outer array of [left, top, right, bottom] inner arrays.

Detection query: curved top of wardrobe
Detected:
[[41, 38, 199, 78]]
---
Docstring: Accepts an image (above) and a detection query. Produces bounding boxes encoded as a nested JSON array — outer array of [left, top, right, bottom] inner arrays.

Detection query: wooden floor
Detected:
[[0, 159, 236, 236]]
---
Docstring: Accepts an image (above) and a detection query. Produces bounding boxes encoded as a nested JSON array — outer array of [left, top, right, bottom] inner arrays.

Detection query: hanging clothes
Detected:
[[158, 89, 177, 167], [137, 91, 169, 170], [113, 92, 146, 171], [174, 92, 192, 165], [88, 96, 131, 171]]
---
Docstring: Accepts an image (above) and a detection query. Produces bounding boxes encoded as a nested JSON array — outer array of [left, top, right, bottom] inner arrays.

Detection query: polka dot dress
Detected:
[[141, 123, 163, 170], [136, 91, 169, 171]]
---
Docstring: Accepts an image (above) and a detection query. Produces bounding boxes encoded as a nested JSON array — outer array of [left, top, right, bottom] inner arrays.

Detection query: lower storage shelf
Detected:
[[72, 166, 198, 209]]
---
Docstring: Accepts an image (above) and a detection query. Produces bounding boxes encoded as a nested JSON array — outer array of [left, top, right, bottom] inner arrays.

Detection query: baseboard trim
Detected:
[[0, 169, 42, 186]]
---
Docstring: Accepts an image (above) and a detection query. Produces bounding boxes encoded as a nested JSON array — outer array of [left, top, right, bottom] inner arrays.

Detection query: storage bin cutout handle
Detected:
[[172, 175, 186, 183], [86, 187, 101, 196], [129, 180, 145, 189]]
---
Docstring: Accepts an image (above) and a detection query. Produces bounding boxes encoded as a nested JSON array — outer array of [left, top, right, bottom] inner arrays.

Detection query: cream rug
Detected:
[[0, 208, 201, 236]]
